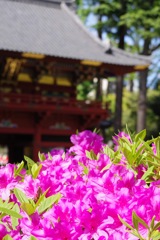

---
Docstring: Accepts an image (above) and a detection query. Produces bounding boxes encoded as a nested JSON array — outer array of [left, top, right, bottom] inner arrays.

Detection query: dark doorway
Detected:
[[0, 134, 33, 163]]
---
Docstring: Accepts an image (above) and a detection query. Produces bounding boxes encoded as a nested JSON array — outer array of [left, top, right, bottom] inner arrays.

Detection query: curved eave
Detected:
[[0, 48, 150, 69], [0, 49, 149, 78]]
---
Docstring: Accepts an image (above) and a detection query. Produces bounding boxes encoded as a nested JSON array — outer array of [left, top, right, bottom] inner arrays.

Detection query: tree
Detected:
[[76, 0, 160, 132], [76, 0, 130, 133], [120, 0, 160, 131]]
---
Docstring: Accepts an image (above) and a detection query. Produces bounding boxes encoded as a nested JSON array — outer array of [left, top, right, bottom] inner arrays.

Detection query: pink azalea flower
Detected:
[[0, 164, 18, 200], [0, 224, 8, 239]]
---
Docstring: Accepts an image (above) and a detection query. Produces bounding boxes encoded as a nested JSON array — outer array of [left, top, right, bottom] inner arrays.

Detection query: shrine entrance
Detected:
[[0, 132, 74, 163], [0, 133, 33, 163]]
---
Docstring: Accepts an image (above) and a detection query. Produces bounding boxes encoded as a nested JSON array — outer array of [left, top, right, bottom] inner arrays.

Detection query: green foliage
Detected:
[[111, 128, 160, 239], [76, 0, 160, 132], [14, 188, 29, 204], [120, 88, 160, 140], [14, 161, 24, 178], [121, 89, 138, 132], [29, 237, 38, 240], [101, 87, 160, 142], [3, 129, 160, 239], [118, 129, 147, 166], [78, 162, 89, 175], [0, 199, 22, 233], [119, 1, 160, 41], [112, 128, 160, 183], [119, 213, 160, 240], [38, 193, 62, 214], [24, 155, 42, 179], [2, 235, 13, 240], [76, 80, 95, 100], [0, 199, 22, 221], [76, 0, 160, 50], [86, 149, 98, 160], [38, 152, 46, 162], [13, 187, 62, 216]]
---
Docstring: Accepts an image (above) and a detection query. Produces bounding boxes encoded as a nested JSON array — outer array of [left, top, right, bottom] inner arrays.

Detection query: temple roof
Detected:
[[0, 0, 150, 68]]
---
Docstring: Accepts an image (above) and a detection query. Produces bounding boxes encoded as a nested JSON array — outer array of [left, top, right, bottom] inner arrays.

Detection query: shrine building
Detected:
[[0, 0, 150, 163]]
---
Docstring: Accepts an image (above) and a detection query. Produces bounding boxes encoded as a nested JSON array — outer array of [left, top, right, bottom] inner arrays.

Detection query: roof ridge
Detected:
[[7, 0, 74, 2], [61, 2, 111, 53], [7, 0, 75, 6]]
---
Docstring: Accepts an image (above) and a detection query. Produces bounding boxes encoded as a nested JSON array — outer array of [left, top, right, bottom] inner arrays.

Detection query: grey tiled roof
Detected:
[[0, 0, 150, 67]]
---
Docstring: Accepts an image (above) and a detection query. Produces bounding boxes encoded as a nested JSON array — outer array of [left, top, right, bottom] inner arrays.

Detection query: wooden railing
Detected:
[[0, 92, 108, 115]]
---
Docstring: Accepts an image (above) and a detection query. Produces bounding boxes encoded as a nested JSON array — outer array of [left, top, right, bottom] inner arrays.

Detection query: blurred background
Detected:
[[0, 0, 159, 163]]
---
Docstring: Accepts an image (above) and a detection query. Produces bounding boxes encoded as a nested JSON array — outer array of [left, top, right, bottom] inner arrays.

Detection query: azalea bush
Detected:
[[1, 129, 160, 239]]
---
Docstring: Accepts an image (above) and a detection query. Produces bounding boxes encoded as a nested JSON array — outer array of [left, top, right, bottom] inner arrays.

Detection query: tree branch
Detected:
[[150, 42, 160, 53]]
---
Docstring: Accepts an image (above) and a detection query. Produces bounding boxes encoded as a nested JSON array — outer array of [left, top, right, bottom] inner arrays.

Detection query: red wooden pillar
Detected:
[[33, 128, 41, 162]]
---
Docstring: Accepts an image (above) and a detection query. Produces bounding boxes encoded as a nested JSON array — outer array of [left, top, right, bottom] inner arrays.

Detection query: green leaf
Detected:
[[2, 201, 14, 209], [100, 163, 112, 172], [0, 206, 22, 219], [47, 152, 52, 160], [132, 211, 149, 230], [151, 230, 160, 240], [134, 144, 146, 164], [147, 152, 160, 164], [155, 137, 160, 158], [62, 152, 65, 160], [121, 146, 134, 165], [38, 193, 62, 214], [14, 188, 29, 204], [88, 207, 92, 213], [24, 155, 35, 172], [38, 152, 46, 162], [103, 145, 114, 158], [35, 188, 50, 208], [93, 128, 100, 134], [141, 166, 154, 181], [134, 129, 146, 143], [29, 237, 38, 240], [86, 150, 97, 160], [78, 162, 89, 175], [132, 211, 139, 231], [24, 155, 35, 165], [125, 124, 133, 140], [119, 136, 132, 146], [153, 222, 160, 231], [0, 221, 10, 232], [150, 216, 155, 230], [2, 235, 13, 240], [14, 161, 24, 177], [21, 203, 35, 216], [31, 163, 42, 179], [112, 150, 122, 164], [11, 204, 20, 229], [118, 215, 135, 231]]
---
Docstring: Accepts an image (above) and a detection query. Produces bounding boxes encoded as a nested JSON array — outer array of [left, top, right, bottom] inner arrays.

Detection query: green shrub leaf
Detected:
[[2, 235, 13, 240], [31, 163, 42, 179], [11, 203, 20, 229], [30, 236, 38, 240], [38, 193, 62, 214], [0, 206, 22, 219], [86, 150, 97, 160], [134, 129, 146, 143], [38, 152, 46, 162], [14, 188, 29, 204], [14, 161, 24, 177], [21, 203, 35, 216]]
